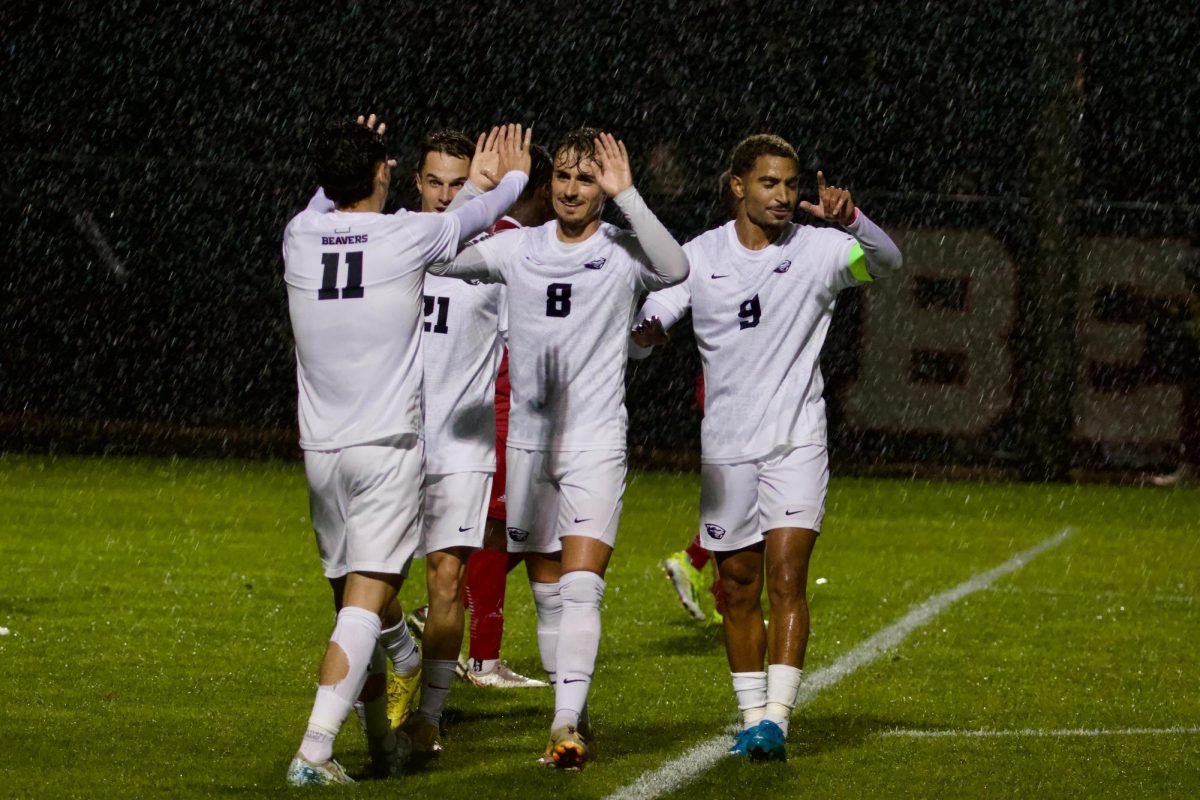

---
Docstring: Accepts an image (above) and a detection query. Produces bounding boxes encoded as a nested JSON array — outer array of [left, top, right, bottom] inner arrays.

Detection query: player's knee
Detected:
[[765, 563, 807, 605]]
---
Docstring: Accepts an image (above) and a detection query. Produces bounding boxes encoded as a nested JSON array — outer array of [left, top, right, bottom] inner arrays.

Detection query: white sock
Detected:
[[300, 606, 382, 762], [764, 663, 803, 735], [417, 659, 458, 726], [731, 671, 768, 730], [362, 644, 391, 744], [552, 571, 605, 731], [530, 581, 562, 686], [379, 618, 420, 677]]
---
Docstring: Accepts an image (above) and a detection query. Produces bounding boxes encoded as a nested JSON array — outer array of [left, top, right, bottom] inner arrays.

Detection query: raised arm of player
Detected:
[[595, 132, 690, 288], [445, 124, 531, 243], [799, 170, 902, 281]]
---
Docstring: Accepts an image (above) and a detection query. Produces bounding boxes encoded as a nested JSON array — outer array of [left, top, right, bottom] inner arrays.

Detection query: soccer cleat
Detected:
[[1149, 465, 1194, 487], [546, 724, 588, 770], [406, 605, 428, 640], [746, 719, 787, 762], [728, 725, 757, 757], [387, 664, 422, 730], [368, 729, 411, 779], [466, 659, 550, 688], [401, 715, 443, 766], [662, 551, 707, 621], [285, 753, 354, 786]]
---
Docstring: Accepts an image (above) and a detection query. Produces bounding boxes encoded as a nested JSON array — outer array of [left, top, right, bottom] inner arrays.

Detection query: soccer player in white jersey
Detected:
[[281, 114, 530, 786], [633, 134, 902, 762], [428, 129, 690, 768], [398, 132, 550, 761]]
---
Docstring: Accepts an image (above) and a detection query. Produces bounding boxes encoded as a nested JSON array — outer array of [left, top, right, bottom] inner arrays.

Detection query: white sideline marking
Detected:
[[604, 527, 1074, 800], [878, 726, 1200, 739]]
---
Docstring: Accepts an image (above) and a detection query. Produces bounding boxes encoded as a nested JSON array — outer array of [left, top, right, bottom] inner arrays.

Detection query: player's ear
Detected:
[[730, 173, 746, 200]]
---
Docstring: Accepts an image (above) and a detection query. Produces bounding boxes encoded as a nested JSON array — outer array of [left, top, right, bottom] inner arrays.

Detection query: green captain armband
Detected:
[[848, 242, 873, 283]]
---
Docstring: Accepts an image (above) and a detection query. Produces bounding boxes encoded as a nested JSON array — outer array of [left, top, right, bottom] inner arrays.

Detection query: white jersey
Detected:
[[467, 220, 677, 451], [649, 220, 865, 464], [283, 197, 460, 451], [421, 272, 505, 473]]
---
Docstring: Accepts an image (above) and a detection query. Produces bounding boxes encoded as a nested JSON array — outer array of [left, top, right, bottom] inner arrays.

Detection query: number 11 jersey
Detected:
[[283, 200, 460, 451]]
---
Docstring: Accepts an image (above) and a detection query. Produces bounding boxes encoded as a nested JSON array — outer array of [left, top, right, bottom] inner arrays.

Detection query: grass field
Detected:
[[1, 453, 1198, 798]]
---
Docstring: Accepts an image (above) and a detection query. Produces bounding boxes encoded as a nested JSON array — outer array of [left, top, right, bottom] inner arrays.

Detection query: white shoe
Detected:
[[285, 753, 354, 786], [465, 659, 549, 688]]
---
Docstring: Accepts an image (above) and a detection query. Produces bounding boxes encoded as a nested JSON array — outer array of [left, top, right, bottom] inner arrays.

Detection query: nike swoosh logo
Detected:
[[426, 683, 452, 690], [784, 509, 804, 516], [562, 678, 587, 684], [711, 273, 729, 279], [458, 526, 474, 532], [573, 517, 592, 524]]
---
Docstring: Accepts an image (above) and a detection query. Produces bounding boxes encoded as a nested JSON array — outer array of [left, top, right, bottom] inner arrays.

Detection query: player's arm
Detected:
[[629, 282, 691, 358], [445, 124, 531, 243], [594, 133, 690, 288], [799, 171, 902, 282], [304, 187, 335, 213], [426, 231, 508, 283]]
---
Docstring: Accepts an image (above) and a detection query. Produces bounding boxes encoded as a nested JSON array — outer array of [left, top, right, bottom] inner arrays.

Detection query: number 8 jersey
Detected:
[[283, 193, 461, 451], [452, 218, 678, 452]]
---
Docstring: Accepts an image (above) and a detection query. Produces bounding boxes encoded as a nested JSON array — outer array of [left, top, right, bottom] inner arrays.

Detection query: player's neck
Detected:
[[734, 214, 785, 251], [337, 184, 388, 214], [556, 215, 601, 244]]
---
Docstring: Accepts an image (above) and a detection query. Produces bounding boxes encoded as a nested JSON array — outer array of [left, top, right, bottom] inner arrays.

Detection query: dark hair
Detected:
[[522, 144, 553, 199], [417, 129, 474, 173], [728, 134, 797, 178], [553, 127, 601, 170], [314, 118, 387, 206]]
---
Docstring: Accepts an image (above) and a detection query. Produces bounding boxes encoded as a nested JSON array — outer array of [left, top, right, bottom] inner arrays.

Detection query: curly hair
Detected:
[[314, 118, 387, 206], [553, 127, 602, 171], [728, 134, 797, 178]]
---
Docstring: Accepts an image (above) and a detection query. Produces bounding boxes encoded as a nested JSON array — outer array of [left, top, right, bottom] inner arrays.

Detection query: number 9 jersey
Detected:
[[283, 191, 461, 451]]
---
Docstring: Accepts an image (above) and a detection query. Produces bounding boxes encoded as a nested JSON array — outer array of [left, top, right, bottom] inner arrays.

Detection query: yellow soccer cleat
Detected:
[[546, 724, 588, 770], [387, 664, 422, 730]]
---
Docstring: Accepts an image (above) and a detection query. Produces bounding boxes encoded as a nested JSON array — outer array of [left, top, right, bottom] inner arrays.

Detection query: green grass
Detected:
[[1, 454, 1198, 798]]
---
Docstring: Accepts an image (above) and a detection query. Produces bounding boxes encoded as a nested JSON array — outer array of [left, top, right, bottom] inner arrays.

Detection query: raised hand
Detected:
[[494, 123, 533, 181], [798, 171, 855, 225], [469, 126, 502, 190], [631, 316, 669, 348], [593, 132, 633, 197], [355, 113, 396, 168]]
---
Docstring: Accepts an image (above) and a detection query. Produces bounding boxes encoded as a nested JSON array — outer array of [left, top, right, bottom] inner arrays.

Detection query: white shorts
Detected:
[[417, 471, 492, 556], [504, 448, 625, 554], [304, 435, 424, 579], [698, 444, 829, 552]]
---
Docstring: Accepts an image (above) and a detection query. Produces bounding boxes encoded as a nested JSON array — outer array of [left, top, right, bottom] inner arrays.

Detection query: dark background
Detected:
[[2, 1, 1197, 474]]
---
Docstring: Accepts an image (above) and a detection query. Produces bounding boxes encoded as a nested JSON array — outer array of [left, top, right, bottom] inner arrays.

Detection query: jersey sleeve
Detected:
[[427, 227, 520, 283], [829, 210, 904, 292], [398, 210, 462, 266]]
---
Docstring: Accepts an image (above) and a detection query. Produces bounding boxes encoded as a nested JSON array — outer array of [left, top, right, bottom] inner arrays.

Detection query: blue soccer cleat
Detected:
[[746, 719, 787, 762], [728, 724, 757, 757]]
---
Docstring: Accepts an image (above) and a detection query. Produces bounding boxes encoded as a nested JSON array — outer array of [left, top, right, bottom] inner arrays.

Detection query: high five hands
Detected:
[[798, 171, 856, 226], [469, 124, 533, 190], [593, 132, 634, 197]]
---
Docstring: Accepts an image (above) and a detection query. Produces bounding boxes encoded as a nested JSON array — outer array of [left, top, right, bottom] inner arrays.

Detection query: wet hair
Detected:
[[522, 144, 553, 199], [728, 134, 798, 178], [314, 118, 387, 206], [553, 127, 601, 171], [418, 129, 474, 173]]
